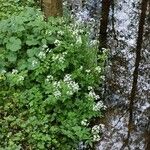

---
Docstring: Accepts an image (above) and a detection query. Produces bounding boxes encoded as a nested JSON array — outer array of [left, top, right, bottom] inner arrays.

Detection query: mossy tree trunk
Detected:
[[42, 0, 63, 18]]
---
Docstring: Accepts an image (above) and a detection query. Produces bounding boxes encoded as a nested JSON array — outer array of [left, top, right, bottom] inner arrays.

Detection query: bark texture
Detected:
[[98, 0, 111, 50], [42, 0, 63, 18], [125, 0, 149, 148]]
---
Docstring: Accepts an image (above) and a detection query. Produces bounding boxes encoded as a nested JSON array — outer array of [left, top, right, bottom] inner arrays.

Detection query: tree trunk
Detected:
[[124, 0, 149, 148], [98, 0, 111, 51], [42, 0, 63, 18]]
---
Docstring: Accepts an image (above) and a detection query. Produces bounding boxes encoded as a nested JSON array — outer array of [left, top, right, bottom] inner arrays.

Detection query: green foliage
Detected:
[[0, 8, 107, 149], [0, 0, 37, 19]]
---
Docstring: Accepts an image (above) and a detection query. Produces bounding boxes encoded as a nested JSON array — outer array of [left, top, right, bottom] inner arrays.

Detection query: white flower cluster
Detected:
[[64, 74, 72, 82], [11, 69, 24, 82], [88, 86, 93, 90], [92, 125, 100, 134], [93, 134, 101, 142], [85, 69, 91, 73], [42, 44, 51, 53], [101, 48, 108, 52], [64, 74, 80, 95], [90, 40, 98, 46], [100, 75, 105, 80], [95, 66, 101, 73], [53, 81, 61, 88], [12, 69, 18, 74], [38, 51, 46, 59], [81, 119, 89, 126], [71, 29, 83, 44], [54, 39, 61, 46], [79, 66, 83, 70], [58, 31, 64, 36], [92, 124, 103, 142], [52, 81, 61, 98], [48, 74, 79, 99], [88, 91, 100, 100], [93, 101, 107, 111], [32, 60, 38, 68], [63, 1, 67, 6], [52, 52, 67, 63], [53, 90, 61, 98], [45, 75, 53, 82]]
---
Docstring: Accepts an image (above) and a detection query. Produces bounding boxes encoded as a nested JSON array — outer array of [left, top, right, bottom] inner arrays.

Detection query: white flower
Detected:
[[92, 125, 100, 134], [46, 48, 51, 53], [99, 124, 105, 130], [32, 60, 38, 67], [53, 81, 61, 88], [95, 66, 101, 73], [92, 124, 103, 141], [45, 75, 53, 82], [81, 119, 89, 126], [58, 31, 64, 35], [101, 48, 107, 52], [71, 82, 79, 92], [85, 70, 91, 73], [64, 74, 79, 93], [54, 90, 61, 98], [100, 75, 105, 80], [59, 56, 65, 63], [12, 69, 18, 74], [63, 1, 67, 6], [18, 76, 24, 81], [48, 31, 52, 35], [66, 91, 73, 96], [52, 54, 59, 61], [88, 86, 93, 90], [64, 74, 72, 82], [79, 29, 84, 33], [52, 54, 65, 63], [88, 91, 100, 100], [79, 66, 83, 70], [68, 81, 79, 92], [38, 51, 46, 59], [63, 52, 67, 55], [93, 101, 106, 111], [90, 40, 98, 46], [93, 134, 101, 142], [54, 39, 61, 46]]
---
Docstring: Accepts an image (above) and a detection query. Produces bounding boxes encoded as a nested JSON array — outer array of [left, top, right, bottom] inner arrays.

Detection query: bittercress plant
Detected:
[[0, 8, 107, 149]]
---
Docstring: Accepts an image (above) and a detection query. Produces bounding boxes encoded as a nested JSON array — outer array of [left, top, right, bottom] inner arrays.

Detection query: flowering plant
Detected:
[[0, 8, 107, 149]]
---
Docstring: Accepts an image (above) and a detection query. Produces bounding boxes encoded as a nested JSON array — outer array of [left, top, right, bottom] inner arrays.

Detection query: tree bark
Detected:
[[125, 0, 149, 148], [98, 0, 111, 51], [42, 0, 63, 18]]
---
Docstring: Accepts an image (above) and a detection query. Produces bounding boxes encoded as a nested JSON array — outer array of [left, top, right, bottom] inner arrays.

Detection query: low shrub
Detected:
[[0, 8, 107, 149]]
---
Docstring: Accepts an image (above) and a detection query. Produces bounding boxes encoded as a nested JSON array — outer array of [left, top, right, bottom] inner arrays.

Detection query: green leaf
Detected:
[[27, 48, 40, 57], [27, 57, 40, 70], [6, 37, 21, 51], [7, 52, 17, 62], [26, 35, 39, 46], [17, 59, 27, 70]]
